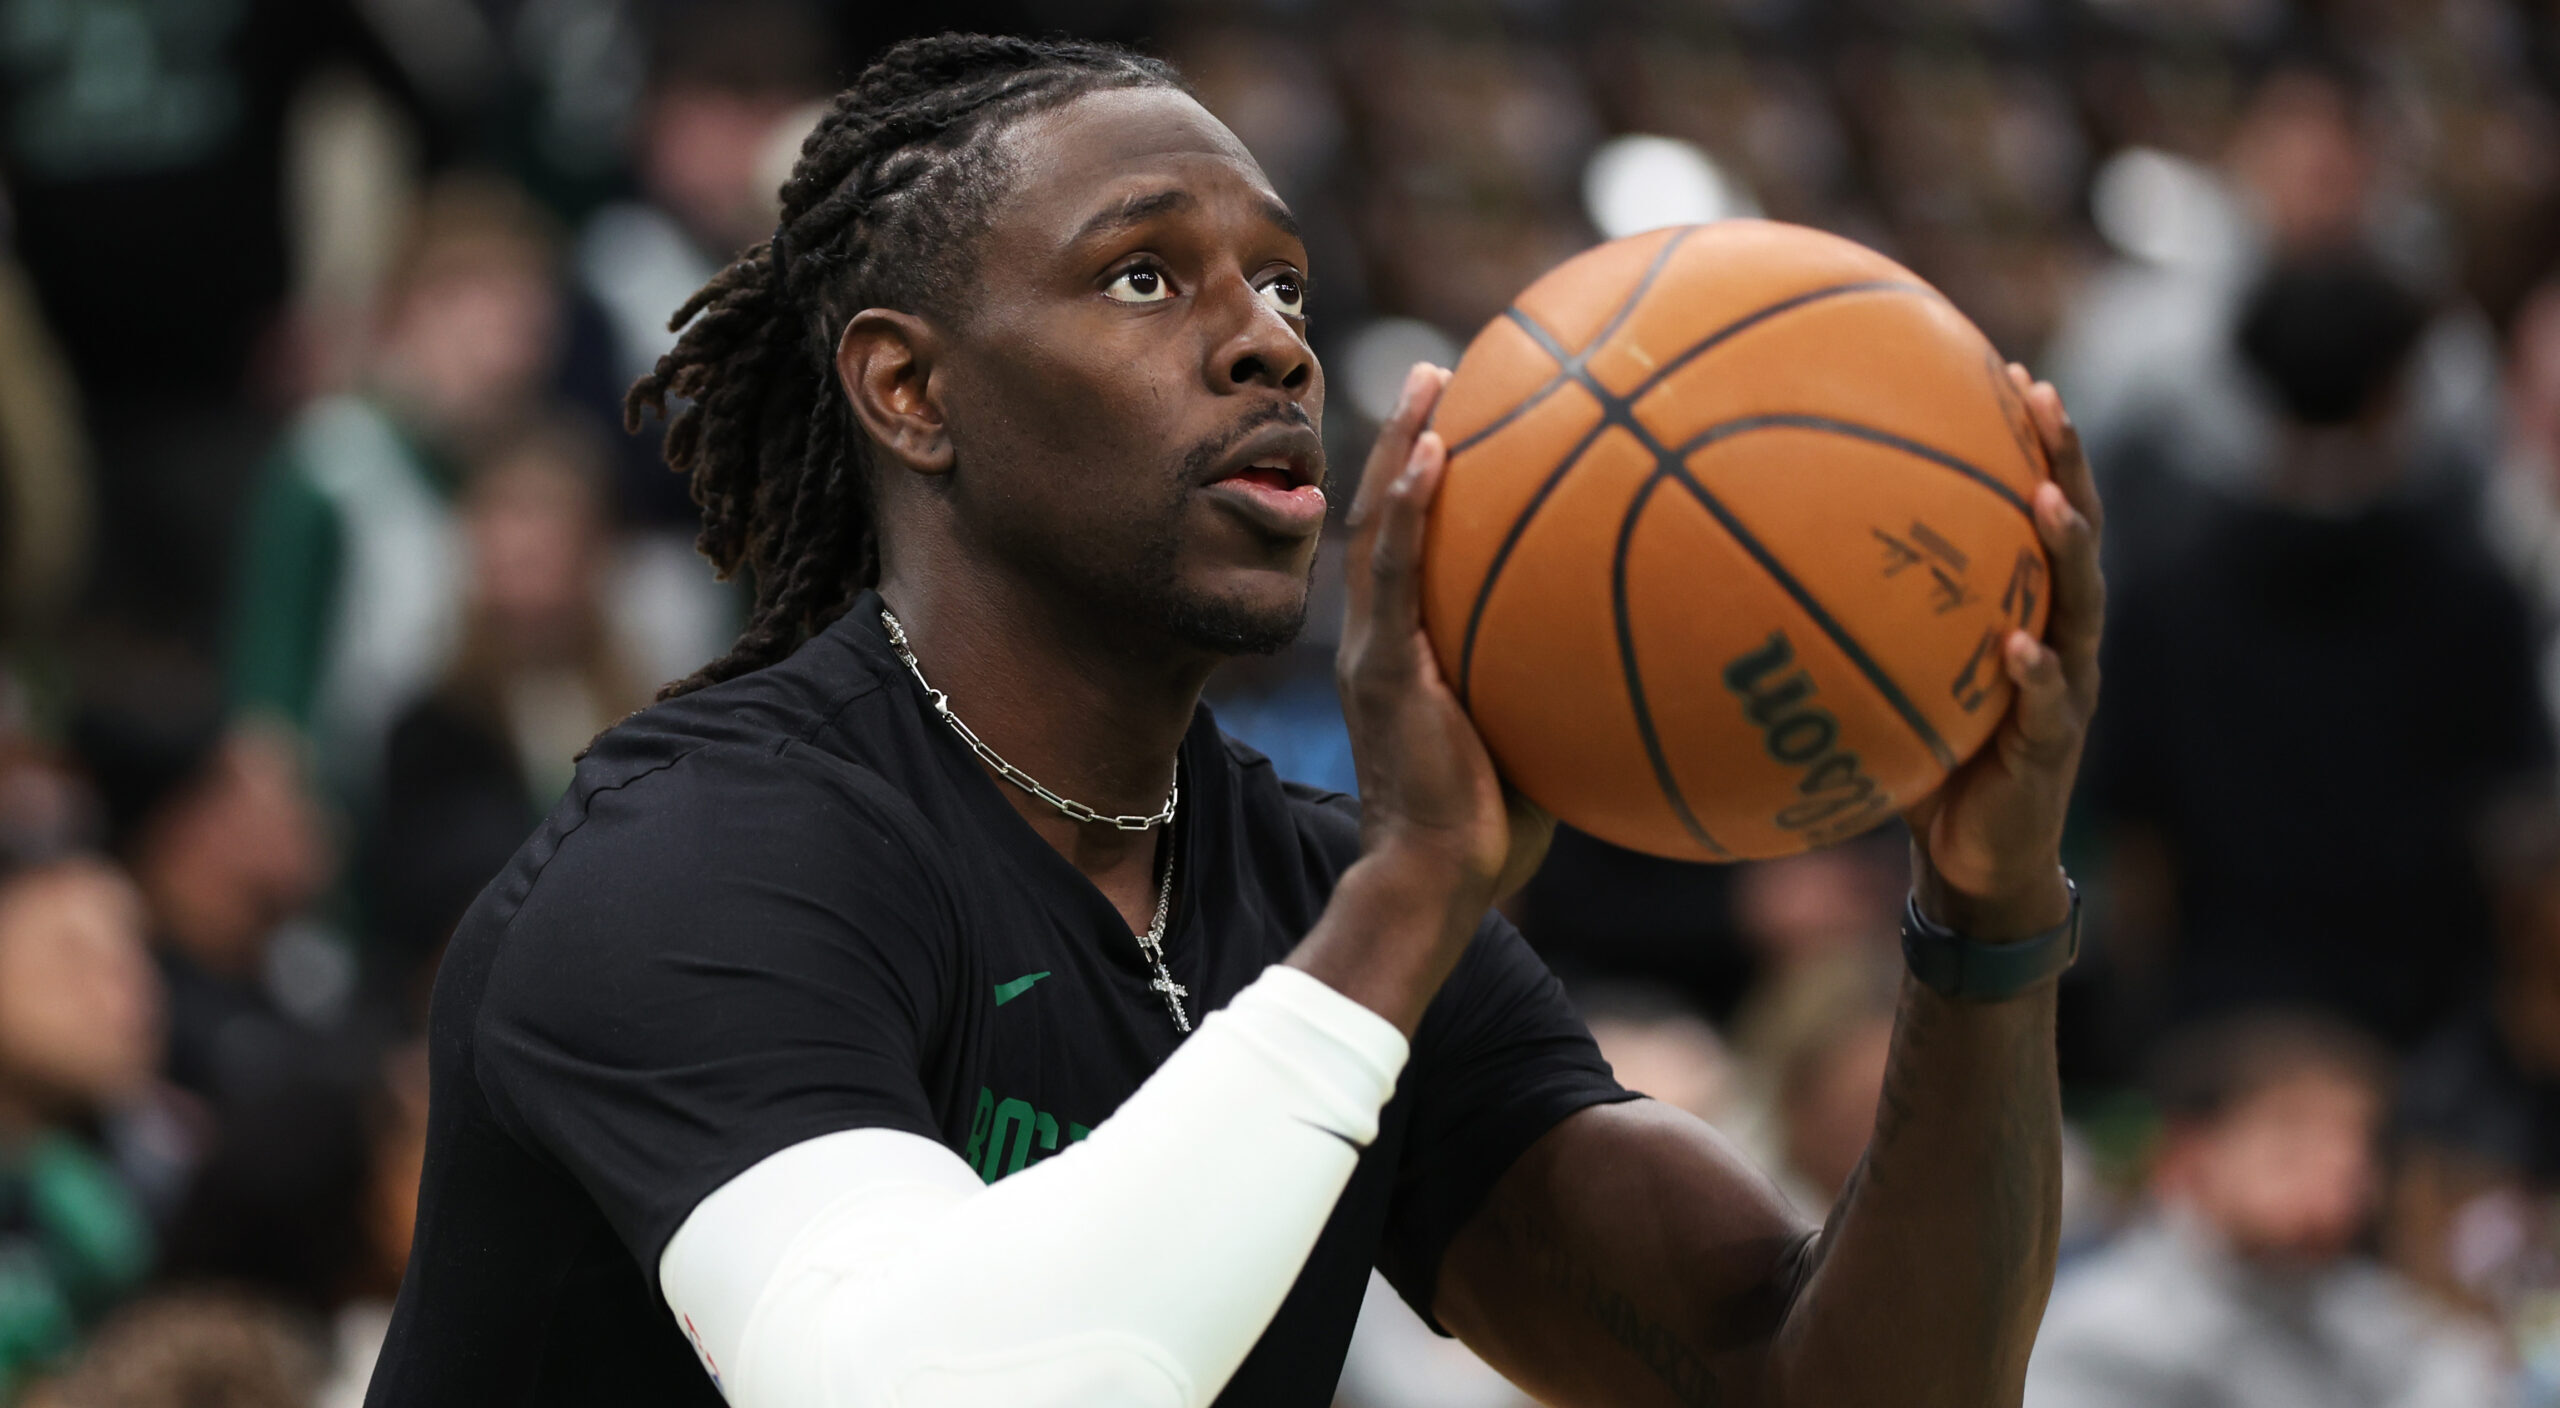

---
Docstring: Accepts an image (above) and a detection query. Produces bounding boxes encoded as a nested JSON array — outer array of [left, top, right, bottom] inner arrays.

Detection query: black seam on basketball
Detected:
[[1505, 306, 1964, 774], [1445, 230, 1690, 701], [1624, 280, 1929, 404], [1443, 229, 1702, 459], [1449, 372, 1568, 458], [1654, 461, 1959, 772], [1455, 279, 1932, 461], [1454, 280, 1946, 699], [1673, 413, 2033, 520], [1455, 405, 1610, 702], [1611, 474, 1736, 859]]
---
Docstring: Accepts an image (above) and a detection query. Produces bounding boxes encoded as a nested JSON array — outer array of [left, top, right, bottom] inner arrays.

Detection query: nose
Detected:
[[1209, 281, 1316, 399]]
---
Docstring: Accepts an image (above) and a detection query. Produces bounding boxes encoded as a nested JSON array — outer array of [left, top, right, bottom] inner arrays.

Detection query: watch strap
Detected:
[[1900, 879, 2080, 1003]]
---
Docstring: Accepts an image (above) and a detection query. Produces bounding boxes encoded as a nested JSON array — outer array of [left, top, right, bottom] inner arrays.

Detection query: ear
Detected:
[[836, 310, 953, 476]]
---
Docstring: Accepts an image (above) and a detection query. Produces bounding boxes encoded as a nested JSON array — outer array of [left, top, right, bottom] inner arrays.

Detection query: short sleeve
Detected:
[[1375, 914, 1634, 1325], [471, 741, 954, 1272]]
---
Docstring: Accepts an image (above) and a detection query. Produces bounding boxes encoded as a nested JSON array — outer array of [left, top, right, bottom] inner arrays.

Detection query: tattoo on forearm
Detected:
[[1830, 976, 2062, 1379], [1862, 976, 1938, 1188], [1518, 1221, 1722, 1407]]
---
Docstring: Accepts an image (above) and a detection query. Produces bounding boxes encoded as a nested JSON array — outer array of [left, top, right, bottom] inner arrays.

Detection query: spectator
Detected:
[[0, 0, 439, 652], [22, 1288, 322, 1408], [316, 1041, 428, 1408], [369, 419, 649, 985], [1765, 964, 1900, 1211], [1723, 840, 1904, 1075], [2482, 276, 2560, 729], [226, 173, 564, 805], [2085, 252, 2553, 1049], [2028, 1010, 2513, 1408], [69, 668, 378, 1312], [0, 859, 161, 1397], [1578, 981, 1745, 1133], [562, 2, 828, 691], [2391, 801, 2560, 1388]]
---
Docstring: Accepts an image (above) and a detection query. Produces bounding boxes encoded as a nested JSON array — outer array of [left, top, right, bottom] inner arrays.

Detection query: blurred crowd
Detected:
[[1, 0, 2559, 1403]]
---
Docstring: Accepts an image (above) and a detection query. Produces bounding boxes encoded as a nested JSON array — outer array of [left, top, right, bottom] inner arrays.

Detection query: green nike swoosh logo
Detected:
[[993, 971, 1054, 1006]]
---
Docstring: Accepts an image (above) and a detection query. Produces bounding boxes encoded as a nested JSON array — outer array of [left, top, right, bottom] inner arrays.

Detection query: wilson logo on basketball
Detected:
[[1722, 631, 1897, 845]]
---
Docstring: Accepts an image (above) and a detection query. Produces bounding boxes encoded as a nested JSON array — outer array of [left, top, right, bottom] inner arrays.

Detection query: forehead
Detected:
[[991, 86, 1280, 245]]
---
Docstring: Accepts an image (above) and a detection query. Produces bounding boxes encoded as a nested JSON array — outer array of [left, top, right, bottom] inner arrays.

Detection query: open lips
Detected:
[[1201, 422, 1327, 537]]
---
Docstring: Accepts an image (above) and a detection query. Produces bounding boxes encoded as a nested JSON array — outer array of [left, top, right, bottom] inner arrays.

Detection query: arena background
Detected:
[[0, 0, 2555, 1402]]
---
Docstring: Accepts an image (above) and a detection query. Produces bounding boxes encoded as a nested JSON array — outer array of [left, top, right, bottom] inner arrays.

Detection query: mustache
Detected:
[[1179, 402, 1320, 487]]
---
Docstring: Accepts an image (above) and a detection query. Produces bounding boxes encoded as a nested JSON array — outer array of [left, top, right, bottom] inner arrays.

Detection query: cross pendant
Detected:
[[1150, 969, 1192, 1032]]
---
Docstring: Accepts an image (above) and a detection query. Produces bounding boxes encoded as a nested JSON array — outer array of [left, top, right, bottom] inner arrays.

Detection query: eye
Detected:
[[1256, 270, 1307, 318], [1104, 263, 1174, 304]]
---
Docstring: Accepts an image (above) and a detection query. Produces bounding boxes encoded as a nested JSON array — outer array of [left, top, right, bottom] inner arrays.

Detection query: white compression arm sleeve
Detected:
[[656, 965, 1409, 1408]]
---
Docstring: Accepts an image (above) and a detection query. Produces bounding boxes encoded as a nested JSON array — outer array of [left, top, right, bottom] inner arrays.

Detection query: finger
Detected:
[[1999, 631, 2077, 765], [2033, 477, 2104, 704], [1347, 363, 1450, 534], [2020, 376, 2102, 535], [1359, 430, 1447, 658]]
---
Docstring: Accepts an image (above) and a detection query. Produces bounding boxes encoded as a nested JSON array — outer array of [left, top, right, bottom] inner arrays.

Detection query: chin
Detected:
[[1164, 577, 1309, 657]]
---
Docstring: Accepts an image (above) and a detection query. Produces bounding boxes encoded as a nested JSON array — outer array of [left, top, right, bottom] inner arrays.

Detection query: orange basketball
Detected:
[[1420, 220, 2052, 862]]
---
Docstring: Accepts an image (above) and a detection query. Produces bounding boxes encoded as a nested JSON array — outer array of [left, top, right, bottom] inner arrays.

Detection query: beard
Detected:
[[961, 403, 1323, 658], [1117, 507, 1314, 656], [1145, 405, 1321, 655]]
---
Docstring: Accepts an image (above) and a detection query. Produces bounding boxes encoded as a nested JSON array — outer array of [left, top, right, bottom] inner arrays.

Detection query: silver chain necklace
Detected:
[[881, 608, 1190, 1031], [880, 609, 1176, 831]]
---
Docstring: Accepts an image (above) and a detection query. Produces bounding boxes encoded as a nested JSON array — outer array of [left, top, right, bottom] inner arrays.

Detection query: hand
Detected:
[[1338, 364, 1555, 909], [1901, 367, 2103, 939]]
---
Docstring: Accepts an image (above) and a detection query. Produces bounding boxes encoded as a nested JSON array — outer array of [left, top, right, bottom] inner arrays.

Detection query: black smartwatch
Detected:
[[1899, 878, 2080, 1003]]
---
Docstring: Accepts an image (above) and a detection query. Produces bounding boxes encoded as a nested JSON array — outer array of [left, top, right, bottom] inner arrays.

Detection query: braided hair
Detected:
[[626, 34, 1182, 699]]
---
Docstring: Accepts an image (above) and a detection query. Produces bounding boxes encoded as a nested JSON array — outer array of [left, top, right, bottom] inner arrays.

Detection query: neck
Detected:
[[878, 565, 1214, 888]]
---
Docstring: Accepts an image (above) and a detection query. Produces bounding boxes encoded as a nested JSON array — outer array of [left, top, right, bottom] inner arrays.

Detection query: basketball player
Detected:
[[368, 34, 2103, 1408]]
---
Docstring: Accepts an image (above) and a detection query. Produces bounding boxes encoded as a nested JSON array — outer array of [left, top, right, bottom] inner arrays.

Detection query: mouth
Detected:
[[1203, 420, 1323, 491], [1199, 420, 1327, 539]]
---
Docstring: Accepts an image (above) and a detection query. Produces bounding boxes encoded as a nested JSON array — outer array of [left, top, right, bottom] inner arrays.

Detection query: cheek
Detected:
[[960, 338, 1196, 524]]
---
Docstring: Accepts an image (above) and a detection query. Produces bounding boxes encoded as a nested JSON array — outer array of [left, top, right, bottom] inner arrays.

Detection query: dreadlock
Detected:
[[626, 34, 1182, 699]]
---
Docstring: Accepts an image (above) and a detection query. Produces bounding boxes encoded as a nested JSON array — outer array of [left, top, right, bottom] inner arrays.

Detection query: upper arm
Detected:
[[1373, 915, 1636, 1319], [1435, 1099, 1817, 1408], [473, 744, 956, 1272]]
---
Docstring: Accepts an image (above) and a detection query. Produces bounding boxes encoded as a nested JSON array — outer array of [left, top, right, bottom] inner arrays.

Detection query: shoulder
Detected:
[[1219, 732, 1364, 869], [511, 732, 947, 930], [450, 651, 951, 992], [454, 732, 962, 1120]]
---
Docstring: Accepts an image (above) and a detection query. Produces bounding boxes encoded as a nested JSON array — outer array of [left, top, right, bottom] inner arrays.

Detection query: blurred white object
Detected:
[[577, 203, 716, 386], [2089, 147, 2248, 271], [1582, 135, 1760, 241], [754, 101, 830, 229], [1336, 1271, 1535, 1408], [609, 532, 742, 695], [1343, 318, 1461, 425]]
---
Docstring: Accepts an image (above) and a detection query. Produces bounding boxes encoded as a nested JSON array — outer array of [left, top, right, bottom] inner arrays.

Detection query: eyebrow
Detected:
[[1070, 187, 1303, 245]]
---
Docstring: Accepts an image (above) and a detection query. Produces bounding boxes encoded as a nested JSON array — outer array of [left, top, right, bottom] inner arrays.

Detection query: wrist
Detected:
[[1912, 855, 2071, 943], [1346, 839, 1489, 935]]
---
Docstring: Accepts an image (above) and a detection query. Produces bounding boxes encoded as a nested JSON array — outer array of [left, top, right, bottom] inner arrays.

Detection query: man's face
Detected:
[[2168, 1071, 2381, 1267], [923, 87, 1326, 655]]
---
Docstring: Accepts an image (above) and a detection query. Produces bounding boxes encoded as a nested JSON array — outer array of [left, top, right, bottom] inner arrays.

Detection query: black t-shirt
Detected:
[[366, 592, 1630, 1407]]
